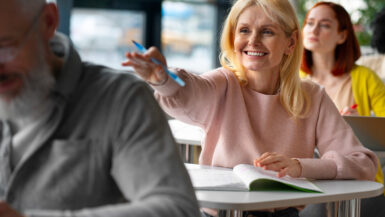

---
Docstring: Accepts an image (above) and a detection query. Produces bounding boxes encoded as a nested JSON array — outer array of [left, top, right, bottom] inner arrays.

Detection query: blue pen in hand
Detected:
[[132, 40, 185, 87]]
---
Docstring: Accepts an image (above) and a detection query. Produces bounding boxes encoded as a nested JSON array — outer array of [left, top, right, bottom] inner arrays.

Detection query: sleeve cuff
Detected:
[[297, 158, 337, 179], [152, 68, 185, 97]]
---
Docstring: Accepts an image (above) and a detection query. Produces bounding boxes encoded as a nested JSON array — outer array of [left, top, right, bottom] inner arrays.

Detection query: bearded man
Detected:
[[0, 1, 200, 217]]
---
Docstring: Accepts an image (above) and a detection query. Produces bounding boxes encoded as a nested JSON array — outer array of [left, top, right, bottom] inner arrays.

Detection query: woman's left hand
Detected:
[[340, 104, 358, 116], [253, 152, 302, 178]]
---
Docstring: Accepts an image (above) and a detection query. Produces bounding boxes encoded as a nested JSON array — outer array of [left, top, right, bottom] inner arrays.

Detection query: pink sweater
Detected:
[[154, 67, 377, 180]]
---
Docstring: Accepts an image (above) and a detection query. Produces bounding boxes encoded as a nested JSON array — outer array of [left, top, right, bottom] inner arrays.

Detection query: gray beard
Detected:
[[0, 56, 56, 127]]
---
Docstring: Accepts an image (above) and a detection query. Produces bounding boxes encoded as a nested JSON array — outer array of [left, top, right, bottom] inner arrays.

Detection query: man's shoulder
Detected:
[[71, 62, 152, 106], [80, 62, 148, 90], [82, 62, 139, 80]]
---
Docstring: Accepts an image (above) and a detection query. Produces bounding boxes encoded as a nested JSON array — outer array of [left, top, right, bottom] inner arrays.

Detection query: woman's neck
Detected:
[[310, 51, 351, 87], [246, 69, 280, 95], [310, 51, 336, 81]]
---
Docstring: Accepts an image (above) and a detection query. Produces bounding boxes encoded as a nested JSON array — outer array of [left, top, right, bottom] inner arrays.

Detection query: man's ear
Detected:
[[284, 30, 298, 55], [337, 30, 347, 45], [40, 3, 59, 41]]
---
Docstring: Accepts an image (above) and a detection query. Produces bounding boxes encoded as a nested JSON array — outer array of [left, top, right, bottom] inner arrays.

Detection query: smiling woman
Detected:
[[219, 0, 307, 119], [233, 5, 295, 95], [123, 0, 378, 216]]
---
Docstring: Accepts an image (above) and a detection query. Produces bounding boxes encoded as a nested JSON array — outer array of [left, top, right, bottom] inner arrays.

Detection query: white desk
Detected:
[[187, 164, 384, 217], [168, 119, 204, 163], [168, 119, 204, 145]]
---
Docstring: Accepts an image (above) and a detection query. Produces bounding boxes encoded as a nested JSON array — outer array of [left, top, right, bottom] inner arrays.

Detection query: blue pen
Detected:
[[132, 40, 185, 87]]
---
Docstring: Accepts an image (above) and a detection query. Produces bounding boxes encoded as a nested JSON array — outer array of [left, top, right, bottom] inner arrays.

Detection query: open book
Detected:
[[186, 163, 322, 193]]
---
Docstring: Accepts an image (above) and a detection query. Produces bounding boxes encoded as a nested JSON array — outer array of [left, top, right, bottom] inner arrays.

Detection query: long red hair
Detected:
[[301, 1, 361, 76]]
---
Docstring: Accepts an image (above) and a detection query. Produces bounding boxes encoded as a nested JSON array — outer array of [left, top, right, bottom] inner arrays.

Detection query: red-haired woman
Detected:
[[301, 2, 385, 116], [300, 2, 385, 217]]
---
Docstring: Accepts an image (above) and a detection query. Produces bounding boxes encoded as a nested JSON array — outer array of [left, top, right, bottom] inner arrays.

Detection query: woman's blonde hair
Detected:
[[219, 0, 309, 119]]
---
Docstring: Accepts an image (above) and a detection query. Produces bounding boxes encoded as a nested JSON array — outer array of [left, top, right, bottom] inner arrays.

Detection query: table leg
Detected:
[[349, 199, 360, 217], [326, 201, 337, 217], [233, 210, 242, 217], [218, 210, 242, 217], [185, 144, 190, 163], [338, 200, 347, 217], [328, 199, 360, 217], [225, 210, 231, 217]]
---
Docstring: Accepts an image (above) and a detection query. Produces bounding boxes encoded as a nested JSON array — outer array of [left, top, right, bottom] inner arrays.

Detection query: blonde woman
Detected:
[[123, 0, 377, 216]]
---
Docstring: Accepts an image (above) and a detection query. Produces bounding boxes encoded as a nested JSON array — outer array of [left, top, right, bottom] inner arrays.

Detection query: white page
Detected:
[[187, 167, 247, 191], [233, 164, 323, 192]]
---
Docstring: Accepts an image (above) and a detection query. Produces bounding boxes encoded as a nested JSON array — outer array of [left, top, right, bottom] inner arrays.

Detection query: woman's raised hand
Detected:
[[122, 47, 168, 85]]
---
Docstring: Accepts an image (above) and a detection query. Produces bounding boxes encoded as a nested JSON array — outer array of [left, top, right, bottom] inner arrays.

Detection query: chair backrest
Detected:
[[343, 116, 385, 155]]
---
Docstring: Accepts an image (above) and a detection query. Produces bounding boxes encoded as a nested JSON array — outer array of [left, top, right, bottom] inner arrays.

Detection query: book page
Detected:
[[233, 164, 323, 192], [187, 166, 248, 191]]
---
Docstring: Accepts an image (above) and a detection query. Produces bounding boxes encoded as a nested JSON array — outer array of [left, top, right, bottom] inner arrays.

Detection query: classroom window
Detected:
[[162, 1, 217, 74], [70, 9, 145, 71]]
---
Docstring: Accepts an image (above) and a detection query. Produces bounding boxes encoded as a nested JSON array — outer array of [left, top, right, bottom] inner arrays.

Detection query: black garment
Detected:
[[201, 208, 299, 217], [243, 208, 299, 217]]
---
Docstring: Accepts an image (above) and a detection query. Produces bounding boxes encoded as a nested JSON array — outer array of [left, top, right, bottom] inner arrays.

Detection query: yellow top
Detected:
[[350, 65, 385, 116], [357, 54, 385, 82]]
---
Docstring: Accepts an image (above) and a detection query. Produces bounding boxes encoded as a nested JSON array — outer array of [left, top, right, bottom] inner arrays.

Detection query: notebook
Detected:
[[343, 116, 385, 151], [185, 163, 322, 193]]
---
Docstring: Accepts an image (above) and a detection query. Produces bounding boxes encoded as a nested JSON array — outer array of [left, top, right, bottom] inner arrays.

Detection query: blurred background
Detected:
[[55, 0, 384, 74]]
